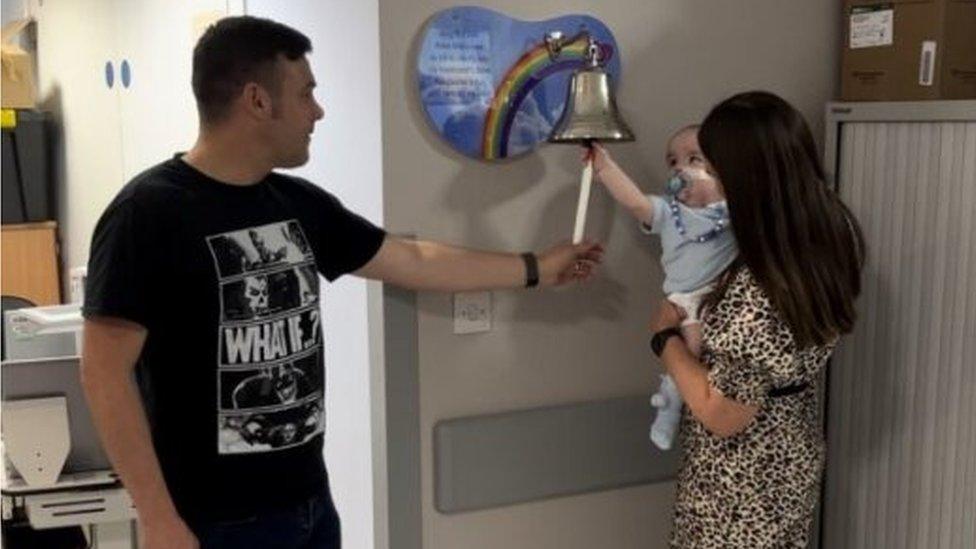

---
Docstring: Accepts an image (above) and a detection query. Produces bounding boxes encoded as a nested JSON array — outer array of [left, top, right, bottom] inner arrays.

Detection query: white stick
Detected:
[[572, 157, 593, 244]]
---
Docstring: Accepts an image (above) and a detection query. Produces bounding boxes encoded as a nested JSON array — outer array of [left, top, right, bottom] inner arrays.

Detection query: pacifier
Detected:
[[667, 168, 712, 196], [666, 172, 688, 195]]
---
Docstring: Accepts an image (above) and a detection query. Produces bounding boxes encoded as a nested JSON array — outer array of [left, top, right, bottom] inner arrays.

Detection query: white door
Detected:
[[32, 0, 126, 275], [239, 3, 386, 548], [114, 0, 227, 179]]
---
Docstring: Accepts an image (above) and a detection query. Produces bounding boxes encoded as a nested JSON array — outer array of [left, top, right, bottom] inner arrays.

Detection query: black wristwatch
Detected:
[[521, 252, 539, 288], [651, 327, 683, 357]]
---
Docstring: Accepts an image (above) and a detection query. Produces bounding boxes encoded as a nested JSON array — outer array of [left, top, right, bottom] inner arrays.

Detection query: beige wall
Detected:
[[379, 1, 839, 547]]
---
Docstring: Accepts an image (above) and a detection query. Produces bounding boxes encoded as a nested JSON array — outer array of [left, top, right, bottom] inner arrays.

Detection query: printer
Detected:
[[2, 302, 137, 548]]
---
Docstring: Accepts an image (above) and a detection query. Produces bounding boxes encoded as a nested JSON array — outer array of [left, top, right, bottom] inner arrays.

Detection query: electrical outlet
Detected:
[[453, 291, 491, 334]]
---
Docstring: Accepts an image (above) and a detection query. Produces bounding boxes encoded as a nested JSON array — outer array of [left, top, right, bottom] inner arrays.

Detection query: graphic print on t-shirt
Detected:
[[206, 220, 323, 455]]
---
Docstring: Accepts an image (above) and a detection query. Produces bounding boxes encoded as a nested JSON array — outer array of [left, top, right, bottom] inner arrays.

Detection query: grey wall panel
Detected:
[[383, 285, 422, 549], [824, 119, 976, 549], [434, 396, 679, 514]]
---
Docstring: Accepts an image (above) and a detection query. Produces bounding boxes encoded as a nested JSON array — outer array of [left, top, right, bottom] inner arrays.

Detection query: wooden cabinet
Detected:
[[1, 221, 61, 305]]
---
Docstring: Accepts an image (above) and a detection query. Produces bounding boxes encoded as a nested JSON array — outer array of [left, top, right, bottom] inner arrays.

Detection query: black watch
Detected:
[[521, 252, 539, 288], [651, 327, 683, 357]]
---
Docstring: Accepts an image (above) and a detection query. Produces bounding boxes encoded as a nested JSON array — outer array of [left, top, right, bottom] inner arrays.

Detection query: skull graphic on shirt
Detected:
[[244, 276, 269, 315]]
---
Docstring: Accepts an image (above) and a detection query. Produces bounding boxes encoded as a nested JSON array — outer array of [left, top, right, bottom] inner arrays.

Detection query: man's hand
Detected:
[[139, 514, 199, 549], [82, 316, 191, 549], [356, 236, 604, 292], [537, 240, 604, 287]]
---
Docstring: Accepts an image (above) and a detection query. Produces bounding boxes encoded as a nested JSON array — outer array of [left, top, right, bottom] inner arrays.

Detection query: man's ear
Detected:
[[241, 82, 274, 120]]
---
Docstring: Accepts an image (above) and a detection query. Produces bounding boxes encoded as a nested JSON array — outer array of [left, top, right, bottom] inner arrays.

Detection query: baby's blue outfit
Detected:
[[642, 194, 738, 451], [641, 195, 738, 294], [649, 374, 681, 450]]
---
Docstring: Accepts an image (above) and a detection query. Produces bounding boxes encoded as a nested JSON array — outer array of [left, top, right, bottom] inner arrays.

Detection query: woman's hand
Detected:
[[650, 299, 686, 333]]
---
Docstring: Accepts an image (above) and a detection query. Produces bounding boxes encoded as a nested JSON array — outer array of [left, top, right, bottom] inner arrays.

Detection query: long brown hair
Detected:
[[698, 91, 865, 348]]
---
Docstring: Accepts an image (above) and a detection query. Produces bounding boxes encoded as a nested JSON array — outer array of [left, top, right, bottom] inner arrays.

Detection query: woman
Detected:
[[649, 91, 865, 548]]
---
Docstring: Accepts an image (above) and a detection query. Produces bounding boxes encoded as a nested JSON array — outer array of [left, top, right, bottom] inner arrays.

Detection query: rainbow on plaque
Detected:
[[417, 7, 622, 161]]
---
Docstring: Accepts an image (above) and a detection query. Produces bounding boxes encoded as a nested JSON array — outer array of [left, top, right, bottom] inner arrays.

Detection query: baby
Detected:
[[587, 125, 738, 450]]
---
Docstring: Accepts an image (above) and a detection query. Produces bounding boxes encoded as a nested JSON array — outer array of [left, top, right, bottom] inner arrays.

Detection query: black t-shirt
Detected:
[[83, 156, 385, 524]]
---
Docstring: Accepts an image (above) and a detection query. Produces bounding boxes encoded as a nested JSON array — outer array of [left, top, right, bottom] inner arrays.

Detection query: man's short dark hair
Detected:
[[192, 16, 312, 125]]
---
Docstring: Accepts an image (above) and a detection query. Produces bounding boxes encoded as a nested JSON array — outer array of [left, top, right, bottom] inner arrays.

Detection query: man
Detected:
[[80, 16, 602, 549]]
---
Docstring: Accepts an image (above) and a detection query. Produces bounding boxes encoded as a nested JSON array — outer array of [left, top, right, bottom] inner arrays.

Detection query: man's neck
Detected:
[[183, 127, 274, 186]]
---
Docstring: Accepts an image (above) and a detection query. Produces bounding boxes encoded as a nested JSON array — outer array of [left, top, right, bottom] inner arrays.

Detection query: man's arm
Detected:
[[354, 236, 603, 292], [80, 317, 198, 548]]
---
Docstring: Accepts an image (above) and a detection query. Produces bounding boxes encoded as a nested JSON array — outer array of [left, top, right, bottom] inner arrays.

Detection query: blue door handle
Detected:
[[121, 59, 132, 88]]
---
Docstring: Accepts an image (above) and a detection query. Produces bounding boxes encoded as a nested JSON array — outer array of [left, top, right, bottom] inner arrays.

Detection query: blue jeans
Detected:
[[194, 487, 340, 548]]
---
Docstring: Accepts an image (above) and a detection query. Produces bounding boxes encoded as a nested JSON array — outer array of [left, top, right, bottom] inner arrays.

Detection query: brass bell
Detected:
[[547, 34, 634, 244], [549, 37, 634, 144]]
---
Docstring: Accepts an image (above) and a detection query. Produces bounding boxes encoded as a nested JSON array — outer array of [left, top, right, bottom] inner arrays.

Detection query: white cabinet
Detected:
[[822, 101, 976, 549], [31, 0, 233, 275], [33, 0, 125, 275], [113, 0, 226, 179]]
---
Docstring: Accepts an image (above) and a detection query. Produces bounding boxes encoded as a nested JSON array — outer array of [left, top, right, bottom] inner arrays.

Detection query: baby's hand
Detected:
[[580, 143, 612, 178]]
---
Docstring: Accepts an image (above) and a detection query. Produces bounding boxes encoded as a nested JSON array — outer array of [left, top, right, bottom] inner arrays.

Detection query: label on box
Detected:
[[9, 315, 38, 340], [919, 41, 937, 86], [850, 5, 894, 49]]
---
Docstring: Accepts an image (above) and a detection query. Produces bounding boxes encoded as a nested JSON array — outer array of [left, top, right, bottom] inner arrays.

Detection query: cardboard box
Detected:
[[841, 0, 976, 101], [1, 19, 37, 109]]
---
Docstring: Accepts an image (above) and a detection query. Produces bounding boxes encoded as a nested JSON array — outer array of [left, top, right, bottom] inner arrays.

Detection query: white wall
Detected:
[[15, 1, 838, 547], [244, 3, 386, 548], [378, 2, 840, 548]]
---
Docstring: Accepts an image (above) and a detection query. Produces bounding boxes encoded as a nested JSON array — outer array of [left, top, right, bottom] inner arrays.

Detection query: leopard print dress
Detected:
[[670, 268, 836, 548]]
